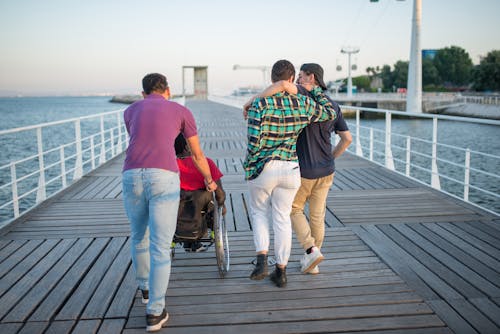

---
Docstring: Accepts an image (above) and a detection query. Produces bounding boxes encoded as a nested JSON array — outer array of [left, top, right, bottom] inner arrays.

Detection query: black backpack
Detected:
[[175, 189, 213, 240]]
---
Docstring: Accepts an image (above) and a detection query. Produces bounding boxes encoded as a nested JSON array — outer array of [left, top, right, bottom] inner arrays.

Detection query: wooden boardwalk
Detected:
[[0, 99, 499, 333]]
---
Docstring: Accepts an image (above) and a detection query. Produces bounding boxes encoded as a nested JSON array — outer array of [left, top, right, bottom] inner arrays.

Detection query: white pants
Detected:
[[247, 160, 301, 266]]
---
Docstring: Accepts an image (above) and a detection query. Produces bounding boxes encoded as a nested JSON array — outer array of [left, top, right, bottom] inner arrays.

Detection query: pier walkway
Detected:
[[0, 100, 499, 333]]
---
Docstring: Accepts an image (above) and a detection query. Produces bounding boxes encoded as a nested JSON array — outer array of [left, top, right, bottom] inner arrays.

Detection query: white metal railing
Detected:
[[0, 109, 128, 227], [210, 95, 500, 216], [0, 96, 186, 228], [343, 106, 500, 216]]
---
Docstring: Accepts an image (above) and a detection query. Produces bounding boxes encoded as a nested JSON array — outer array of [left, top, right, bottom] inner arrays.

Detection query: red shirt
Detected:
[[177, 156, 223, 191]]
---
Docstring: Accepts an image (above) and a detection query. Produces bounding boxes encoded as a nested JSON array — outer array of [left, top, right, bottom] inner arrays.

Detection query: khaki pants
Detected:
[[291, 173, 334, 251]]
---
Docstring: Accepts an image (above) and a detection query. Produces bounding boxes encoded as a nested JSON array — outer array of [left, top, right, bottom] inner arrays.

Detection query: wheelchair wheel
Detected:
[[213, 193, 229, 278]]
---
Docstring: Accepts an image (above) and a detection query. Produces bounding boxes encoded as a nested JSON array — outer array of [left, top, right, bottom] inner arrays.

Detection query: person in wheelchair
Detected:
[[175, 133, 226, 252]]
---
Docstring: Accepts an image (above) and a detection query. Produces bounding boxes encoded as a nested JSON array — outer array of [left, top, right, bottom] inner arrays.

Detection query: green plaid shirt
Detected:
[[244, 87, 337, 180]]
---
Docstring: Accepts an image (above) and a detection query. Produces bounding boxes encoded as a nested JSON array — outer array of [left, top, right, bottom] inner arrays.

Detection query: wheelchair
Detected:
[[171, 191, 230, 278]]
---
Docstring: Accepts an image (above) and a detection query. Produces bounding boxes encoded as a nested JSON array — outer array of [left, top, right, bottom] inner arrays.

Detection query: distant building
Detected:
[[422, 49, 438, 60]]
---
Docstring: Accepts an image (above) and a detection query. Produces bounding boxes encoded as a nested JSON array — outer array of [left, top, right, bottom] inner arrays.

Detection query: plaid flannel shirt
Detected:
[[243, 87, 337, 180]]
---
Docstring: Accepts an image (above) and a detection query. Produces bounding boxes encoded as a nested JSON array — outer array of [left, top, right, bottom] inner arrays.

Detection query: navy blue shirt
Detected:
[[296, 85, 348, 179]]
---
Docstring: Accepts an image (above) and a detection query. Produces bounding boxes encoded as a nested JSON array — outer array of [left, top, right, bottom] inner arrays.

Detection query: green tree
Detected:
[[392, 60, 409, 88], [352, 75, 371, 91], [433, 46, 473, 86], [472, 50, 500, 91], [422, 57, 441, 87], [380, 64, 393, 91]]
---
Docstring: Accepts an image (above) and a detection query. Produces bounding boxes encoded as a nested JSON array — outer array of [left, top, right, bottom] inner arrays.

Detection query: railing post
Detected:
[[90, 136, 96, 170], [431, 117, 441, 189], [73, 119, 83, 181], [60, 146, 67, 189], [355, 109, 363, 157], [464, 148, 470, 201], [406, 136, 411, 176], [99, 115, 106, 165], [385, 112, 395, 170], [369, 128, 374, 161], [116, 113, 123, 154], [36, 127, 46, 203], [110, 128, 115, 156], [10, 162, 19, 218]]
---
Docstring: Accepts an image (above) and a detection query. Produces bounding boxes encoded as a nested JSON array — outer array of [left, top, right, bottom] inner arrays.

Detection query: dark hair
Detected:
[[142, 73, 168, 94], [271, 59, 295, 83], [174, 133, 190, 157]]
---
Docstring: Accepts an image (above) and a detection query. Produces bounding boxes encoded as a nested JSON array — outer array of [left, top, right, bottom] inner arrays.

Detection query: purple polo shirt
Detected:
[[123, 94, 197, 173]]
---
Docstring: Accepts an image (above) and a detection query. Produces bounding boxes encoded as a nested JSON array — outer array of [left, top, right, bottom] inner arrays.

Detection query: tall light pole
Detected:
[[341, 47, 360, 98], [406, 0, 422, 113]]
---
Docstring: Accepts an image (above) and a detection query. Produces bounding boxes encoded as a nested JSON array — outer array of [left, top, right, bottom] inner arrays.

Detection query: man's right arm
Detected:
[[304, 87, 337, 123]]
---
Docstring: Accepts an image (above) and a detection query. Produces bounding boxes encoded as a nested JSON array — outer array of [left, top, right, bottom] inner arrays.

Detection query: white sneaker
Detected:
[[308, 265, 319, 275], [300, 247, 324, 273]]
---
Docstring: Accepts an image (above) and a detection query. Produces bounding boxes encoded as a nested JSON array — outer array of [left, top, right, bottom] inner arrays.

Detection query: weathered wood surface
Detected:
[[0, 99, 498, 333]]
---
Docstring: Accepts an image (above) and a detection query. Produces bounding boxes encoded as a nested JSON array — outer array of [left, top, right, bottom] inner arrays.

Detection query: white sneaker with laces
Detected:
[[300, 246, 324, 273]]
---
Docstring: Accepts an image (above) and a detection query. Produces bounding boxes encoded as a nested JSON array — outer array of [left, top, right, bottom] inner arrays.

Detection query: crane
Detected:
[[233, 64, 270, 88]]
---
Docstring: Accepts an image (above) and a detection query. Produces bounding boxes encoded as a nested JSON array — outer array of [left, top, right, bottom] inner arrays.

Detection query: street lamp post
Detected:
[[341, 47, 360, 98], [406, 0, 422, 113]]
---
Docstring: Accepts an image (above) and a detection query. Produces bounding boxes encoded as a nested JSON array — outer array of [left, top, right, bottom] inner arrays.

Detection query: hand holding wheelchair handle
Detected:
[[204, 178, 218, 192]]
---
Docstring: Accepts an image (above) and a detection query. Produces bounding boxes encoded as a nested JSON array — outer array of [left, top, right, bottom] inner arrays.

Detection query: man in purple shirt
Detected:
[[122, 73, 216, 332]]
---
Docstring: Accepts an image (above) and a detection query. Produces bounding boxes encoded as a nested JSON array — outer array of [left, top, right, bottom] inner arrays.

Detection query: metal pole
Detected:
[[73, 120, 83, 181], [385, 112, 395, 170], [60, 146, 67, 189], [341, 47, 359, 98], [406, 136, 411, 176], [36, 127, 46, 203], [464, 149, 470, 201], [356, 110, 363, 156], [369, 128, 374, 161], [10, 162, 19, 218], [431, 117, 441, 189], [99, 116, 106, 165], [406, 0, 422, 113]]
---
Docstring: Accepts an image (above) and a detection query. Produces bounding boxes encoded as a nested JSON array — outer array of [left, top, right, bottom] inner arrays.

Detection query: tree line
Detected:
[[353, 46, 499, 93]]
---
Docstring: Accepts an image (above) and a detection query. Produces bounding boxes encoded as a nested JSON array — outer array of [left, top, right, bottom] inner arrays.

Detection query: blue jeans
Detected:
[[122, 168, 180, 315]]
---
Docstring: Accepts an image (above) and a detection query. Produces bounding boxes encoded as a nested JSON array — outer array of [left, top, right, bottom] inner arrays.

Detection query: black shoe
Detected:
[[250, 254, 268, 280], [270, 265, 287, 288], [146, 308, 169, 332], [141, 289, 149, 304], [184, 241, 208, 253]]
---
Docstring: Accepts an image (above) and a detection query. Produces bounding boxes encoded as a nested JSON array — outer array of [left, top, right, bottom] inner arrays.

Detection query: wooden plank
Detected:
[[17, 322, 49, 334], [378, 224, 485, 299], [352, 225, 441, 300], [0, 323, 23, 333], [81, 239, 132, 319], [29, 238, 110, 322], [71, 319, 101, 334], [105, 263, 136, 318], [410, 223, 500, 286], [393, 224, 500, 297], [427, 300, 478, 334], [44, 321, 75, 334], [0, 239, 42, 279], [469, 297, 500, 328], [3, 238, 93, 322], [438, 223, 500, 259], [0, 241, 59, 304], [55, 237, 126, 321], [423, 223, 500, 272], [231, 192, 251, 232], [446, 298, 499, 333], [124, 314, 445, 334], [97, 319, 126, 334]]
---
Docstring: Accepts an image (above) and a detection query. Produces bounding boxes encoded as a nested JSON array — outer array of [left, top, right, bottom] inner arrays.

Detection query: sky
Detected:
[[0, 0, 499, 97]]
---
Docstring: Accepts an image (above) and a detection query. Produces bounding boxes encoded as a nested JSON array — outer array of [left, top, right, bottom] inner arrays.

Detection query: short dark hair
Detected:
[[271, 60, 295, 83], [142, 73, 168, 94]]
